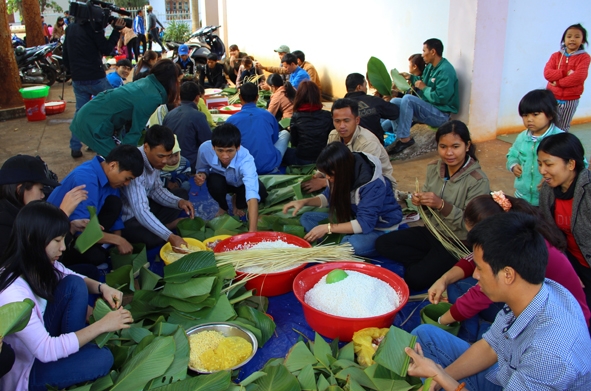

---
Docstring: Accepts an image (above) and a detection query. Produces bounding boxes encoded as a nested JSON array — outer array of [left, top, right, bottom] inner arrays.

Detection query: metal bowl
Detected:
[[185, 322, 258, 373]]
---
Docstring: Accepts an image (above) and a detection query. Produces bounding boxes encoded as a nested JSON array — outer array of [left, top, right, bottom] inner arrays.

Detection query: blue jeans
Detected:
[[412, 325, 501, 391], [300, 211, 388, 257], [71, 78, 113, 151], [28, 275, 113, 391], [447, 277, 504, 342], [274, 130, 291, 158], [388, 95, 450, 139]]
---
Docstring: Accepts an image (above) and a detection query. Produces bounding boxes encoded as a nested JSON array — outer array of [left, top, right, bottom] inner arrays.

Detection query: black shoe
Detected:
[[390, 138, 416, 154], [85, 146, 94, 152], [71, 149, 83, 158]]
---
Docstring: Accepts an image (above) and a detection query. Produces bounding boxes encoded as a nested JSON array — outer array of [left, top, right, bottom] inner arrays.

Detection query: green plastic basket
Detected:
[[420, 303, 461, 336], [19, 85, 50, 99]]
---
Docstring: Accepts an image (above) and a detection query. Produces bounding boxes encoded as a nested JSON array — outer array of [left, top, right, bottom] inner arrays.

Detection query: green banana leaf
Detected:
[[373, 326, 417, 378], [317, 374, 330, 390], [133, 334, 156, 357], [176, 217, 207, 240], [110, 243, 147, 270], [106, 265, 133, 294], [222, 87, 237, 95], [110, 345, 131, 370], [89, 371, 115, 391], [272, 206, 325, 218], [335, 366, 377, 390], [74, 206, 103, 254], [163, 251, 218, 283], [150, 370, 231, 391], [162, 276, 216, 299], [259, 175, 305, 190], [253, 364, 301, 391], [280, 225, 305, 238], [236, 305, 276, 346], [365, 364, 413, 391], [92, 299, 115, 348], [297, 364, 316, 390], [230, 318, 262, 345], [390, 68, 411, 93], [339, 342, 355, 362], [111, 336, 176, 391], [263, 187, 296, 208], [367, 57, 392, 97], [145, 326, 189, 388], [279, 117, 291, 129], [285, 164, 317, 175], [284, 341, 318, 372], [312, 332, 332, 368], [206, 214, 244, 232], [139, 266, 162, 291], [0, 298, 34, 339]]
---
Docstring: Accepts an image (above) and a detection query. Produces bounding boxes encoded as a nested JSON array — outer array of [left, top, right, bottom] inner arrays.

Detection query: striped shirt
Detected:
[[121, 146, 181, 241], [483, 279, 591, 390]]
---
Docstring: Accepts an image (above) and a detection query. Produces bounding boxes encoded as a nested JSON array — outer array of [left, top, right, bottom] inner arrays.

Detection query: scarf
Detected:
[[553, 171, 579, 200], [296, 103, 323, 112]]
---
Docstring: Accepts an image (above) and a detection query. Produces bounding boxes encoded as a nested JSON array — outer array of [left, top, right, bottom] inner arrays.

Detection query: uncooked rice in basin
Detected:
[[304, 270, 400, 318], [237, 240, 302, 273]]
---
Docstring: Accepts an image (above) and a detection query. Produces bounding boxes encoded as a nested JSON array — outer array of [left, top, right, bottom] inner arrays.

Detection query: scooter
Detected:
[[15, 42, 61, 86], [165, 25, 226, 65]]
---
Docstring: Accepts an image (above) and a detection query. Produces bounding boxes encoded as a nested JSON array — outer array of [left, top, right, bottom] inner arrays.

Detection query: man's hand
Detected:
[[168, 234, 188, 252], [115, 236, 134, 255], [282, 200, 308, 216], [428, 277, 448, 304], [194, 172, 206, 186], [512, 164, 522, 178], [60, 185, 88, 216], [400, 72, 411, 80], [255, 62, 264, 70], [412, 192, 442, 209], [112, 18, 126, 30], [414, 80, 427, 90], [178, 199, 195, 219], [70, 219, 89, 234], [302, 177, 327, 193]]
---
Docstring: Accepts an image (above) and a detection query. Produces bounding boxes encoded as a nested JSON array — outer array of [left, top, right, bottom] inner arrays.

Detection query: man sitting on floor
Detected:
[[195, 123, 267, 232], [389, 38, 459, 154], [173, 44, 196, 75], [121, 125, 195, 249], [292, 50, 321, 90], [226, 83, 290, 174], [198, 53, 227, 89], [162, 81, 212, 173], [344, 73, 400, 144], [281, 53, 310, 90], [48, 144, 144, 267], [405, 212, 591, 391], [302, 98, 397, 195]]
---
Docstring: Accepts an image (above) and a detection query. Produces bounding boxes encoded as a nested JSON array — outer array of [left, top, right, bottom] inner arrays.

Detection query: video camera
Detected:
[[69, 0, 133, 32]]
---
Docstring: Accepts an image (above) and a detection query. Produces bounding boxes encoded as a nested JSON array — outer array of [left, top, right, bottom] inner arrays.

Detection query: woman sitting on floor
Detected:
[[0, 202, 132, 391], [375, 120, 490, 291], [266, 73, 295, 121], [429, 192, 590, 342], [283, 142, 402, 256]]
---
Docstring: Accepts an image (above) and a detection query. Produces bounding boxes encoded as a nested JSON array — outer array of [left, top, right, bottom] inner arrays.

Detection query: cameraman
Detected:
[[63, 12, 126, 158]]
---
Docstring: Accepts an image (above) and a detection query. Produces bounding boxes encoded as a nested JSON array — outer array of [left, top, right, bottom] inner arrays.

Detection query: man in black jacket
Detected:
[[198, 53, 227, 89], [343, 73, 399, 144], [63, 16, 125, 158]]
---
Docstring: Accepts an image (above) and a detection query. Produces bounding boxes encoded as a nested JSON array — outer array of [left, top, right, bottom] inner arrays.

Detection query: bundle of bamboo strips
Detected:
[[415, 178, 471, 260]]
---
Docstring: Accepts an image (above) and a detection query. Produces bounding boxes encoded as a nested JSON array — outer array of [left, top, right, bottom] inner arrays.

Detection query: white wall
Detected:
[[224, 0, 449, 98], [498, 0, 591, 132]]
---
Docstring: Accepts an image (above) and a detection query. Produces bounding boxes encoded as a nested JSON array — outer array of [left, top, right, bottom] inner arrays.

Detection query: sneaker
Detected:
[[389, 138, 416, 154], [71, 149, 83, 158]]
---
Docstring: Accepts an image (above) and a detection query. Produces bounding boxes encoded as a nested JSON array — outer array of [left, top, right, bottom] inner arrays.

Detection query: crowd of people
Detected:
[[1, 11, 591, 391]]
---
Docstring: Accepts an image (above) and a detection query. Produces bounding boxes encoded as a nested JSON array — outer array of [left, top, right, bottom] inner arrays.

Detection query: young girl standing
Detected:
[[544, 23, 590, 132], [506, 89, 563, 206]]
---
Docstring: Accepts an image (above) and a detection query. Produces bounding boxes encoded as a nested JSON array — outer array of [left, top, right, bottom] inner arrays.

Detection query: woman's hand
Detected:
[[302, 177, 327, 193], [101, 284, 124, 309], [99, 307, 133, 332], [428, 277, 448, 304], [413, 192, 442, 209], [304, 224, 329, 242], [282, 200, 308, 216], [59, 185, 88, 216]]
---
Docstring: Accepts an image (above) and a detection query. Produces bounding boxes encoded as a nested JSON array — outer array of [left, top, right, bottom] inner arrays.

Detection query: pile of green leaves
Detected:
[[233, 329, 431, 391], [367, 57, 412, 97]]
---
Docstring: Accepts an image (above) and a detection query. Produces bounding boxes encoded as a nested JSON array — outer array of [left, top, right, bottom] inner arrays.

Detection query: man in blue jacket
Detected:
[[281, 53, 310, 89], [133, 9, 147, 55]]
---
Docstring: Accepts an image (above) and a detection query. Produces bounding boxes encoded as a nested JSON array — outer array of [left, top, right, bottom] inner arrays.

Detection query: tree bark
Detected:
[[0, 0, 23, 108], [21, 0, 44, 47]]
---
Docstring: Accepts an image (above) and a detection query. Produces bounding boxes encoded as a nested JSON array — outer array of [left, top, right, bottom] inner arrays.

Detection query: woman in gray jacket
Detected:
[[538, 132, 591, 308]]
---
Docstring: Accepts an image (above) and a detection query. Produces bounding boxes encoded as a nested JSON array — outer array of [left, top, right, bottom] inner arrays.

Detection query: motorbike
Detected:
[[165, 25, 226, 65], [12, 34, 26, 48], [15, 42, 62, 86]]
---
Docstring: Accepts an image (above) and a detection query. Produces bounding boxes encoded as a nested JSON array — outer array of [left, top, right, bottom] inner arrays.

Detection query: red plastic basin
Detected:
[[293, 262, 409, 342], [214, 232, 311, 297]]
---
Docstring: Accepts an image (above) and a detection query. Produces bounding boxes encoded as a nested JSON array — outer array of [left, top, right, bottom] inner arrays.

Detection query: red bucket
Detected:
[[23, 98, 46, 121], [214, 232, 311, 297], [293, 262, 409, 341]]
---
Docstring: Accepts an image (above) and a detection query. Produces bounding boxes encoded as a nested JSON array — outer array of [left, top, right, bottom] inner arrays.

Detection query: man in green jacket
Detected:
[[389, 38, 459, 154]]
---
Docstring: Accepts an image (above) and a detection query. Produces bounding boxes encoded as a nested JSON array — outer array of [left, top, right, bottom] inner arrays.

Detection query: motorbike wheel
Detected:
[[40, 64, 57, 86]]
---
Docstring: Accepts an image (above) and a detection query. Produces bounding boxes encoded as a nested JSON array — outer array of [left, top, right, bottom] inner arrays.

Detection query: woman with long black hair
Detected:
[[266, 73, 296, 121], [283, 142, 402, 256], [0, 202, 132, 391]]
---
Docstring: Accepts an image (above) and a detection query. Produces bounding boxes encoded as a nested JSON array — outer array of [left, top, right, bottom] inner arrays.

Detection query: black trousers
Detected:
[[375, 226, 461, 292], [137, 33, 147, 54], [0, 342, 14, 379], [126, 37, 139, 62], [121, 188, 189, 249], [61, 195, 122, 268], [566, 250, 591, 311], [207, 173, 268, 211]]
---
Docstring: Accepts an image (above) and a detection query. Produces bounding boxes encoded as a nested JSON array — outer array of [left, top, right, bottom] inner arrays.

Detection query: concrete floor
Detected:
[[0, 82, 540, 196]]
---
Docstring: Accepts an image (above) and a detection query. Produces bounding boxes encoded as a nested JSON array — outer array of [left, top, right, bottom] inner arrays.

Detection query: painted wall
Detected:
[[498, 0, 591, 132], [224, 0, 450, 99]]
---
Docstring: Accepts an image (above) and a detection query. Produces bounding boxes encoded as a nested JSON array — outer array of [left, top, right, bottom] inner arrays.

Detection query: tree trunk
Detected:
[[21, 0, 44, 47], [0, 0, 23, 108]]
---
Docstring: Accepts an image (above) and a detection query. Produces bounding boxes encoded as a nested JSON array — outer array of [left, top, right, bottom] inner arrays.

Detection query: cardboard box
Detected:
[[205, 96, 229, 110]]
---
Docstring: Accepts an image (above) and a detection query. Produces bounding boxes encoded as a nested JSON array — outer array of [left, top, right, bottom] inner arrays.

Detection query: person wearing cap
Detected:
[[173, 44, 196, 75], [198, 53, 227, 89], [281, 53, 310, 90], [161, 135, 192, 191], [47, 145, 144, 267], [107, 59, 133, 88], [256, 44, 291, 81], [0, 155, 88, 255], [147, 5, 166, 53], [162, 81, 212, 172]]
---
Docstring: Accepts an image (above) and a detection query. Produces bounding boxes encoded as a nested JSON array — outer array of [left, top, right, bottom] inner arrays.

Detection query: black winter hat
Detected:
[[0, 155, 61, 187]]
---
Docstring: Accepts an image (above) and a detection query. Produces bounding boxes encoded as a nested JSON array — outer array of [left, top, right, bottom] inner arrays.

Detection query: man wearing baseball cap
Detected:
[[173, 44, 196, 75], [256, 44, 291, 81]]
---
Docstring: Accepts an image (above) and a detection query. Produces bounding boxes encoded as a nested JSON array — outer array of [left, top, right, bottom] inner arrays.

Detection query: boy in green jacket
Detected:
[[389, 38, 459, 154]]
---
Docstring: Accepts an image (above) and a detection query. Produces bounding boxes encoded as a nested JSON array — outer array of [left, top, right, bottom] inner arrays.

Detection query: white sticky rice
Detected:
[[237, 240, 302, 273], [304, 270, 399, 318]]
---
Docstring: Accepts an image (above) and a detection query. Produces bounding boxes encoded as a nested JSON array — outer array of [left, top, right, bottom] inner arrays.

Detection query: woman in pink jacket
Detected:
[[544, 23, 590, 132], [428, 192, 590, 342], [0, 202, 132, 391]]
